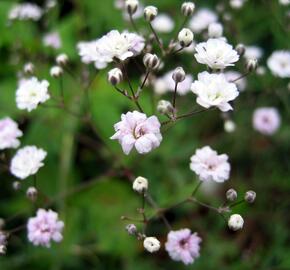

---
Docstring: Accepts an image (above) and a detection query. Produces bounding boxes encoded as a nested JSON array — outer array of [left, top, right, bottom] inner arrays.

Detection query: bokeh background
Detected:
[[0, 0, 290, 269]]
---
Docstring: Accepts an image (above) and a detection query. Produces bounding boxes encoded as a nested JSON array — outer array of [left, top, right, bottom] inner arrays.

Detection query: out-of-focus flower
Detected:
[[143, 237, 160, 253], [152, 14, 175, 33], [208, 22, 223, 38], [43, 32, 62, 49], [253, 107, 281, 135], [230, 0, 246, 9], [190, 146, 230, 182], [10, 146, 47, 180], [191, 71, 239, 112], [56, 53, 69, 66], [228, 214, 244, 231], [279, 0, 290, 5], [8, 3, 43, 21], [50, 66, 63, 78], [16, 77, 50, 112], [224, 119, 236, 133], [245, 58, 258, 72], [23, 62, 34, 75], [267, 50, 290, 78], [244, 190, 256, 203], [194, 39, 239, 69], [111, 111, 162, 155], [181, 2, 195, 16], [189, 9, 217, 33], [244, 46, 263, 60], [224, 71, 247, 91], [0, 117, 22, 150], [165, 229, 201, 265], [27, 209, 64, 247]]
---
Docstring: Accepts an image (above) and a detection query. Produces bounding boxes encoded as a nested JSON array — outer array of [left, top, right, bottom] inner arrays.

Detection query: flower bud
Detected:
[[244, 190, 256, 203], [0, 245, 6, 255], [126, 224, 137, 235], [26, 187, 38, 201], [178, 28, 194, 47], [246, 58, 258, 72], [226, 188, 238, 201], [143, 53, 160, 70], [208, 22, 223, 38], [235, 44, 245, 56], [228, 214, 244, 231], [108, 68, 123, 86], [132, 176, 148, 193], [125, 0, 139, 15], [157, 100, 174, 114], [23, 62, 34, 75], [50, 66, 63, 78], [143, 237, 160, 253], [0, 219, 4, 229], [181, 2, 195, 16], [224, 120, 236, 133], [56, 53, 69, 66], [256, 66, 266, 76], [12, 181, 21, 191], [172, 67, 186, 83], [144, 6, 158, 21]]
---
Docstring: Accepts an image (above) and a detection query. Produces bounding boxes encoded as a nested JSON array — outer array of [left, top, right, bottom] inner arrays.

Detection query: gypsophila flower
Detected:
[[189, 9, 217, 33], [267, 50, 290, 78], [132, 176, 148, 193], [279, 0, 290, 5], [230, 0, 246, 9], [143, 237, 160, 253], [224, 71, 247, 91], [194, 39, 239, 69], [50, 66, 63, 78], [244, 46, 263, 60], [16, 77, 50, 112], [8, 3, 43, 21], [165, 229, 201, 265], [43, 32, 62, 49], [208, 22, 223, 38], [0, 117, 23, 150], [24, 62, 34, 74], [111, 111, 162, 155], [253, 107, 281, 135], [10, 146, 47, 180], [191, 71, 239, 112], [56, 53, 69, 66], [224, 120, 236, 133], [190, 146, 230, 182], [228, 214, 244, 231], [27, 209, 64, 247], [151, 14, 175, 33]]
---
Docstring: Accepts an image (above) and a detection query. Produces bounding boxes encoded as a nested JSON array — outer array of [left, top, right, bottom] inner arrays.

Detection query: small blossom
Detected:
[[125, 0, 139, 15], [157, 100, 173, 114], [151, 14, 175, 33], [228, 214, 244, 231], [181, 2, 195, 16], [27, 209, 64, 247], [132, 176, 148, 193], [245, 58, 258, 72], [178, 28, 194, 47], [8, 3, 43, 21], [43, 32, 62, 49], [26, 186, 38, 201], [165, 229, 201, 265], [126, 224, 137, 235], [208, 22, 223, 38], [10, 146, 47, 180], [0, 117, 22, 150], [143, 237, 160, 253], [224, 119, 236, 133], [108, 68, 123, 85], [56, 53, 69, 66], [244, 190, 256, 203], [267, 50, 290, 78], [230, 0, 246, 9], [253, 107, 280, 135], [190, 146, 230, 183], [23, 62, 34, 75], [16, 77, 50, 112], [226, 188, 238, 201], [244, 46, 263, 60], [194, 38, 239, 69], [235, 43, 246, 56], [143, 53, 160, 70], [189, 8, 217, 33], [50, 66, 63, 78], [191, 71, 239, 112], [172, 67, 186, 83], [111, 111, 162, 155], [144, 6, 158, 21]]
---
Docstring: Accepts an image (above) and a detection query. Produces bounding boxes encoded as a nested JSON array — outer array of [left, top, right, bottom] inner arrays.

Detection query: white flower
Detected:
[[244, 46, 263, 60], [190, 146, 230, 183], [230, 0, 246, 9], [194, 38, 239, 69], [56, 53, 69, 66], [267, 50, 290, 78], [50, 66, 63, 77], [228, 214, 244, 231], [208, 22, 223, 38], [224, 120, 236, 133], [16, 77, 50, 112], [0, 117, 23, 150], [191, 71, 239, 112], [178, 28, 194, 47], [111, 111, 162, 155], [279, 0, 290, 5], [143, 237, 160, 253], [132, 176, 148, 193], [224, 71, 247, 91], [144, 6, 158, 21], [8, 3, 42, 21], [10, 146, 47, 180], [152, 14, 175, 33], [43, 32, 62, 49], [189, 8, 217, 33]]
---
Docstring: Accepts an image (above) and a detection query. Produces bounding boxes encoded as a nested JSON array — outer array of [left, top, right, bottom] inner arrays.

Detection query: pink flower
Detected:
[[190, 146, 230, 182], [0, 117, 22, 150], [253, 107, 280, 135], [165, 229, 202, 265], [111, 111, 162, 155], [27, 209, 64, 248]]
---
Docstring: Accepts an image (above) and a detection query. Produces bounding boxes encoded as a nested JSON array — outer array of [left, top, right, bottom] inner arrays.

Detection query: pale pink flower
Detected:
[[111, 111, 162, 155], [27, 209, 64, 248], [165, 229, 201, 265], [0, 117, 23, 150], [253, 107, 280, 135], [43, 32, 62, 49], [190, 146, 230, 182]]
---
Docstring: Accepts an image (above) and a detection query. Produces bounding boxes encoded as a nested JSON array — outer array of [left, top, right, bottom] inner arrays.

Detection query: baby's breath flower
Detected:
[[228, 214, 244, 231], [143, 237, 160, 253]]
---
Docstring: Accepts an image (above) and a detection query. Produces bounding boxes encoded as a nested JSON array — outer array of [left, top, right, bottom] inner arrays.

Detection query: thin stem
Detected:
[[192, 181, 202, 196], [189, 197, 220, 212], [149, 22, 164, 52], [114, 86, 131, 99], [59, 77, 64, 103], [140, 70, 150, 90], [230, 71, 250, 83], [229, 199, 245, 208], [129, 13, 139, 33], [172, 81, 179, 109]]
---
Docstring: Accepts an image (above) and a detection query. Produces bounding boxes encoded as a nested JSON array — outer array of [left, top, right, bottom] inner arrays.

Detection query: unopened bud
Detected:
[[126, 224, 137, 235], [235, 44, 245, 56], [0, 245, 6, 255], [144, 6, 158, 21], [228, 214, 244, 231], [246, 58, 258, 72], [172, 67, 186, 83], [12, 181, 21, 191], [157, 100, 173, 114], [226, 188, 238, 201], [244, 190, 256, 203], [224, 120, 236, 133], [178, 28, 194, 47], [132, 176, 148, 193], [125, 0, 139, 15], [143, 53, 160, 70], [208, 22, 223, 38], [26, 187, 38, 201], [143, 237, 160, 253], [23, 62, 34, 75], [56, 53, 69, 66], [181, 2, 195, 16], [50, 66, 63, 78], [108, 68, 123, 85]]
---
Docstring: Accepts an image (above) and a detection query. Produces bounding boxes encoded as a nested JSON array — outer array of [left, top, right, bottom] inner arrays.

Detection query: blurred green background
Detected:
[[0, 0, 290, 269]]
